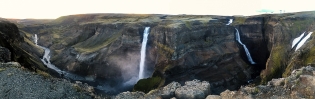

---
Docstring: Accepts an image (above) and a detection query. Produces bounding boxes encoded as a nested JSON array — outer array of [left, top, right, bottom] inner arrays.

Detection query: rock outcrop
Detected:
[[115, 91, 145, 99], [174, 80, 211, 99], [207, 66, 315, 99], [114, 66, 315, 99], [115, 79, 211, 99]]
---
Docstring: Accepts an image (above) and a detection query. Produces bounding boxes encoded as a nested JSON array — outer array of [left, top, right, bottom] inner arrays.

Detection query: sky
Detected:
[[0, 0, 314, 19]]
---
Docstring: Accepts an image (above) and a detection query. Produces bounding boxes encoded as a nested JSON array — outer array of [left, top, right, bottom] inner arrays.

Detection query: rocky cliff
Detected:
[[0, 18, 45, 70], [10, 11, 315, 95]]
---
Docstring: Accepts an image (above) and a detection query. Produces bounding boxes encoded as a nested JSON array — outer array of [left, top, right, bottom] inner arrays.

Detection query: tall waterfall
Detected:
[[235, 28, 256, 64], [295, 32, 313, 51], [34, 34, 38, 45], [139, 27, 150, 79]]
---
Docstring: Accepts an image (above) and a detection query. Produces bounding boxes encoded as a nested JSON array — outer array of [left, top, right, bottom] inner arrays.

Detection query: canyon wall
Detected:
[[11, 11, 315, 94]]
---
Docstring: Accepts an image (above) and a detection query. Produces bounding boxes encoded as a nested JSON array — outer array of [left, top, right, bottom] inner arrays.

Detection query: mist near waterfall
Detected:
[[96, 49, 142, 94]]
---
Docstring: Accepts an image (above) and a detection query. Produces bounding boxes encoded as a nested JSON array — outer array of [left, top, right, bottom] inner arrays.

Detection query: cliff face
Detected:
[[0, 19, 45, 70], [14, 11, 315, 94], [260, 14, 315, 84]]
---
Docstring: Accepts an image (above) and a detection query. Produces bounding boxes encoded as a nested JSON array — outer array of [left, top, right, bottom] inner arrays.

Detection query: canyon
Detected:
[[2, 11, 315, 97]]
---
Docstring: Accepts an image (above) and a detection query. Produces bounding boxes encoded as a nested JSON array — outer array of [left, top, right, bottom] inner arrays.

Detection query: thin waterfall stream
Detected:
[[226, 19, 256, 64], [235, 28, 256, 64]]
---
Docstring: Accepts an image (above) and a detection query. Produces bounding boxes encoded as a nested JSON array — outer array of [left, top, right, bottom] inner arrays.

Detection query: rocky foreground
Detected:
[[1, 60, 315, 99], [116, 66, 315, 99], [0, 62, 96, 99]]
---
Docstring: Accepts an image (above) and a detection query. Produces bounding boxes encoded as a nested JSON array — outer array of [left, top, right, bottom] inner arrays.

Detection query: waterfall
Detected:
[[292, 32, 305, 48], [139, 27, 150, 79], [235, 28, 256, 64], [295, 32, 313, 51], [39, 46, 85, 80], [226, 19, 233, 25], [34, 34, 85, 80], [34, 34, 38, 45]]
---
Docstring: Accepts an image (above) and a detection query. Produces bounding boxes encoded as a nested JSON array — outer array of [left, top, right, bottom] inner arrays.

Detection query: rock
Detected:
[[0, 62, 21, 67], [267, 78, 285, 86], [0, 62, 93, 99], [174, 79, 211, 99], [210, 66, 315, 98], [160, 82, 181, 99], [115, 91, 145, 99], [114, 80, 211, 99], [0, 19, 45, 70], [206, 95, 221, 99], [0, 46, 10, 62]]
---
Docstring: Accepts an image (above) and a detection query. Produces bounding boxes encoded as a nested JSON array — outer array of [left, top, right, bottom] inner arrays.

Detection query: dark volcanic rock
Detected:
[[0, 46, 11, 62]]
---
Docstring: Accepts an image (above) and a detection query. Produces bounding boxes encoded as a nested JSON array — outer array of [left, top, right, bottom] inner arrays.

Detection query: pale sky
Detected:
[[0, 0, 314, 19]]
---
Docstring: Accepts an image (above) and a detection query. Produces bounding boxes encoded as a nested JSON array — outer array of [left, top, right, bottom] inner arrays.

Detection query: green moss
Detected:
[[233, 17, 247, 24], [74, 31, 122, 53], [251, 87, 260, 95], [288, 18, 315, 34], [184, 21, 192, 30], [133, 76, 163, 93], [303, 46, 315, 64], [36, 69, 52, 79], [0, 68, 5, 72], [155, 42, 174, 56], [261, 46, 285, 84], [200, 20, 209, 27]]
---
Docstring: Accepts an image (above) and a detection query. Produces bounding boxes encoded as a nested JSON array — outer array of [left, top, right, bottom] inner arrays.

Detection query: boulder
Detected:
[[174, 79, 211, 99], [115, 91, 145, 99], [160, 82, 181, 99], [206, 95, 221, 99]]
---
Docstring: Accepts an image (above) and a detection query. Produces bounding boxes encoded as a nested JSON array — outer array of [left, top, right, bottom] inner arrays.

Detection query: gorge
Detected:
[[2, 11, 315, 98]]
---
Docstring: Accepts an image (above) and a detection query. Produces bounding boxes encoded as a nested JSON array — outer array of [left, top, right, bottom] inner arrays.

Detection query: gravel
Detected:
[[0, 62, 93, 99]]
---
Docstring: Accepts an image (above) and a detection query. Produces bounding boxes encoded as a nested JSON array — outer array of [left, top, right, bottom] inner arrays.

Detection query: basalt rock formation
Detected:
[[7, 11, 315, 95]]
